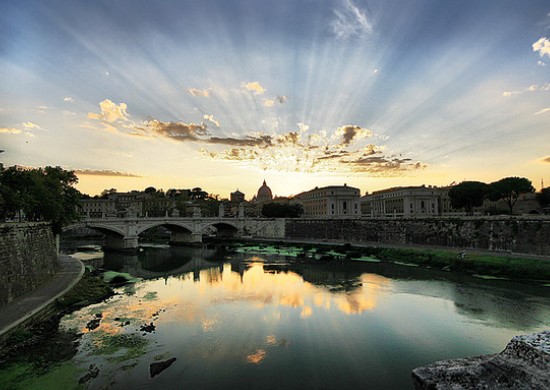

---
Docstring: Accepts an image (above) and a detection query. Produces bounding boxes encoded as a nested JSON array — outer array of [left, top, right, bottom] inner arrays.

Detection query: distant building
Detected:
[[250, 180, 275, 216], [230, 189, 245, 203], [255, 180, 273, 204], [293, 184, 361, 217], [81, 191, 179, 218], [222, 189, 255, 217], [360, 185, 464, 217], [80, 199, 116, 218]]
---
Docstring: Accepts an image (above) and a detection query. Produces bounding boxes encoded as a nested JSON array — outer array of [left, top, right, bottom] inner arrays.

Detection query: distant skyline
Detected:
[[1, 0, 549, 197]]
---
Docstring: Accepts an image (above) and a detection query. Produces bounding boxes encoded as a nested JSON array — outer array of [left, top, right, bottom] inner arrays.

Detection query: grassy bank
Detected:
[[232, 240, 550, 283], [354, 246, 550, 282]]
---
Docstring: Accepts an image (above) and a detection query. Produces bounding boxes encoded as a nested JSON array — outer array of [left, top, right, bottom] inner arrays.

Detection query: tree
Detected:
[[144, 186, 157, 194], [487, 177, 535, 214], [536, 187, 550, 208], [0, 166, 33, 221], [0, 165, 82, 232], [190, 187, 207, 201], [261, 203, 304, 218], [448, 181, 488, 215], [100, 188, 117, 198]]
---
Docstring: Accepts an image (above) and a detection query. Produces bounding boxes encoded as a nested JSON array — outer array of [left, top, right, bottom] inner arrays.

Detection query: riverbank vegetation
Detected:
[[232, 241, 550, 283], [0, 270, 114, 389], [353, 246, 550, 282], [448, 176, 538, 215]]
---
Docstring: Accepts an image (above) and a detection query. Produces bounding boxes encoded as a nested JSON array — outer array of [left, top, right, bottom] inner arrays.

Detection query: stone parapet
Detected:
[[412, 330, 550, 389], [285, 217, 550, 256]]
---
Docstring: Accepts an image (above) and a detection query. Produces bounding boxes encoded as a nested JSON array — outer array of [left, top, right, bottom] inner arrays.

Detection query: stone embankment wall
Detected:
[[0, 222, 57, 306], [285, 217, 550, 256]]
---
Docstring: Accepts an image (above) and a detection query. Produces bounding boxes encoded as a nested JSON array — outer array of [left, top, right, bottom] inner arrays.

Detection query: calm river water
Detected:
[[59, 244, 550, 389]]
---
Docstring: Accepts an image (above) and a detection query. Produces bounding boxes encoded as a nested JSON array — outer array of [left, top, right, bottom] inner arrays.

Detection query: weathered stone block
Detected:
[[412, 330, 550, 389]]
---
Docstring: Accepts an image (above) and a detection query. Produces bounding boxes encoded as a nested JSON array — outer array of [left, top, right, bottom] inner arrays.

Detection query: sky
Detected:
[[1, 0, 549, 198]]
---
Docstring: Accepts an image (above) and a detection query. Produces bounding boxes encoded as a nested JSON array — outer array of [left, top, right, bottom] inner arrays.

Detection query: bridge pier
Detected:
[[104, 235, 139, 254], [169, 231, 203, 246]]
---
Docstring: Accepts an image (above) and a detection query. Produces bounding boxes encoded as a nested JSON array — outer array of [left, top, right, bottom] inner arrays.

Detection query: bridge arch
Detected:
[[137, 221, 195, 236], [205, 221, 241, 239], [63, 222, 126, 237]]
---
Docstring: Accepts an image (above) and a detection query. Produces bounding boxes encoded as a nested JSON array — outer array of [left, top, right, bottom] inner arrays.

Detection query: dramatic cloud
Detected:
[[208, 135, 273, 147], [245, 81, 266, 95], [187, 88, 210, 97], [335, 125, 373, 146], [203, 114, 220, 127], [63, 97, 74, 103], [22, 122, 40, 130], [264, 95, 288, 107], [85, 99, 421, 176], [533, 37, 550, 59], [74, 169, 141, 177], [88, 99, 130, 123], [0, 127, 21, 134], [503, 82, 550, 97], [202, 124, 425, 176], [201, 148, 260, 161], [140, 119, 208, 141], [276, 132, 301, 147], [263, 99, 276, 107], [541, 156, 550, 164], [330, 0, 372, 39], [297, 122, 310, 132]]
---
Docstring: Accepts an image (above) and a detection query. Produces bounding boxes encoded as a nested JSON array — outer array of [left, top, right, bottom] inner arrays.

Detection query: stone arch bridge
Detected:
[[65, 217, 285, 252]]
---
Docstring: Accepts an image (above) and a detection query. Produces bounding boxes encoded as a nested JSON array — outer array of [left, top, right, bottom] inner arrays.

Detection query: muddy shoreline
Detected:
[[0, 270, 114, 374]]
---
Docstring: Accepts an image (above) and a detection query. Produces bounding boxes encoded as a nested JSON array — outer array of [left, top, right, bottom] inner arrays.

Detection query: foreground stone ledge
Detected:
[[412, 330, 550, 389]]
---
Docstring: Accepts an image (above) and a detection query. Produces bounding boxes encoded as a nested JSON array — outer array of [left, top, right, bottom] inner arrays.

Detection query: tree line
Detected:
[[0, 165, 82, 232], [448, 176, 548, 215]]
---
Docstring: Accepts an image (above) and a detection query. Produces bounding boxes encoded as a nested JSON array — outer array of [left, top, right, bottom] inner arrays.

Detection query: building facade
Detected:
[[293, 184, 361, 217], [80, 199, 117, 218], [360, 185, 458, 217]]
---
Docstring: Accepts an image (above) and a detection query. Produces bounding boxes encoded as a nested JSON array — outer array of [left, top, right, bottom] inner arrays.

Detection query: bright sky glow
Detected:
[[1, 0, 549, 197]]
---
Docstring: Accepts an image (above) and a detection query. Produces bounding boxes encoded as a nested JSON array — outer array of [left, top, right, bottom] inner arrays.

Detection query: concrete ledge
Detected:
[[412, 330, 550, 389]]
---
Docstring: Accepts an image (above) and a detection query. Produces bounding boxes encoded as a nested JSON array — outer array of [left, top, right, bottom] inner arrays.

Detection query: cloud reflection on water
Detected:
[[62, 261, 389, 341]]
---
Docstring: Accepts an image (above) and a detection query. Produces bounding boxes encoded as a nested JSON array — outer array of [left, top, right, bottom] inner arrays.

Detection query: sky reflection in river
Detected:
[[60, 248, 550, 389]]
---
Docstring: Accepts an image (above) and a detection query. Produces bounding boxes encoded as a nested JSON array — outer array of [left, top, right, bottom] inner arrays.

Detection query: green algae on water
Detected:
[[0, 361, 84, 390], [142, 291, 158, 301], [351, 256, 381, 263], [86, 330, 149, 363], [472, 274, 510, 281], [103, 271, 141, 284]]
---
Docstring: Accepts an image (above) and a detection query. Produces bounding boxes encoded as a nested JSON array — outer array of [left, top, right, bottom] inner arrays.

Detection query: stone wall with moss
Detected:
[[285, 217, 550, 255], [0, 222, 57, 306]]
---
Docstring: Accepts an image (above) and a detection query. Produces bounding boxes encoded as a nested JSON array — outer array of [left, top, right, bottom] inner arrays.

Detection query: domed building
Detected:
[[256, 180, 273, 204]]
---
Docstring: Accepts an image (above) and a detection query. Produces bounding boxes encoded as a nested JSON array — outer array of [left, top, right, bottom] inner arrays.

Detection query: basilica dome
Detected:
[[256, 180, 273, 202]]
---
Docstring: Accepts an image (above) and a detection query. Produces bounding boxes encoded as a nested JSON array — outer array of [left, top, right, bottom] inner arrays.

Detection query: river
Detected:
[[8, 243, 550, 389]]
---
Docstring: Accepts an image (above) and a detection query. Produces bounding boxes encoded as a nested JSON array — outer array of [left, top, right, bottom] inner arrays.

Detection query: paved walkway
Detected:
[[0, 255, 84, 337]]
